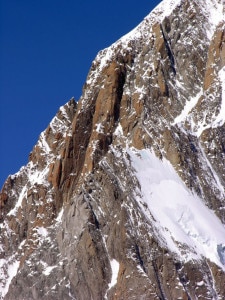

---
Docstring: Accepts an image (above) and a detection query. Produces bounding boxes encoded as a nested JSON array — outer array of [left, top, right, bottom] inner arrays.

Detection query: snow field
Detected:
[[128, 148, 225, 269]]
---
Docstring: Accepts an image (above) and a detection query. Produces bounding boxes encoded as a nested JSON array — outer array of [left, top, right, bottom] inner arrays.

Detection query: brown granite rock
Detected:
[[1, 1, 225, 299]]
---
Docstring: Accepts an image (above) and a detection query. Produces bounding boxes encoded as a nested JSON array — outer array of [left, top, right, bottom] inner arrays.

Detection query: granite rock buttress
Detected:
[[1, 0, 225, 299]]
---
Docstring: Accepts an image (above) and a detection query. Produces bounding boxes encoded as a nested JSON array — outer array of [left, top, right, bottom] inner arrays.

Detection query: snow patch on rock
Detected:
[[0, 258, 20, 299], [108, 259, 120, 289], [213, 66, 225, 127]]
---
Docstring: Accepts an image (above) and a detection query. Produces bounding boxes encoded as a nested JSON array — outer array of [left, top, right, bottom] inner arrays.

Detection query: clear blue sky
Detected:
[[0, 0, 161, 188]]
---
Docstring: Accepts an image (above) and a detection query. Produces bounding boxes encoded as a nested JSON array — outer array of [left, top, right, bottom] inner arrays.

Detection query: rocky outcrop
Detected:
[[1, 0, 225, 299]]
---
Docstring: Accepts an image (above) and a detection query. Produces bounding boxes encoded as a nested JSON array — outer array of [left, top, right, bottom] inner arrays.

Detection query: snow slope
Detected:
[[128, 148, 225, 269]]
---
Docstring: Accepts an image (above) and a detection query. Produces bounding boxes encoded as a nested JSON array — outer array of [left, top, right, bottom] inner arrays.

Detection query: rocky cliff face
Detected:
[[1, 0, 225, 299]]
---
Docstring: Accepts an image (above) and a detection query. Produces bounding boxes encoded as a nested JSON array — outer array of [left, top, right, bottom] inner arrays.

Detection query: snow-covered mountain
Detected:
[[1, 0, 225, 299]]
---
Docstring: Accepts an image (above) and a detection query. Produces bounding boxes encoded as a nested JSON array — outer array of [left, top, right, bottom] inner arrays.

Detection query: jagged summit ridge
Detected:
[[86, 0, 224, 87], [1, 0, 225, 299]]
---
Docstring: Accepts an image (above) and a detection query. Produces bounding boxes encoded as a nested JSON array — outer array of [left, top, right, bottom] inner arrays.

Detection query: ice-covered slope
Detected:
[[129, 148, 225, 268], [1, 0, 225, 299]]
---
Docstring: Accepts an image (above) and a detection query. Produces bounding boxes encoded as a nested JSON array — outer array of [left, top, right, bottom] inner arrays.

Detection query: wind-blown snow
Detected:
[[129, 148, 225, 269]]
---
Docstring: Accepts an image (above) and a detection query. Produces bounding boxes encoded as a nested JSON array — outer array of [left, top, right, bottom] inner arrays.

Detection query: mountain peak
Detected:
[[1, 1, 225, 299]]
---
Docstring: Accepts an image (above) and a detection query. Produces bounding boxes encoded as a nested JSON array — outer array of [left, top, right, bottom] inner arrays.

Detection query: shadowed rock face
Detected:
[[1, 0, 225, 299]]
